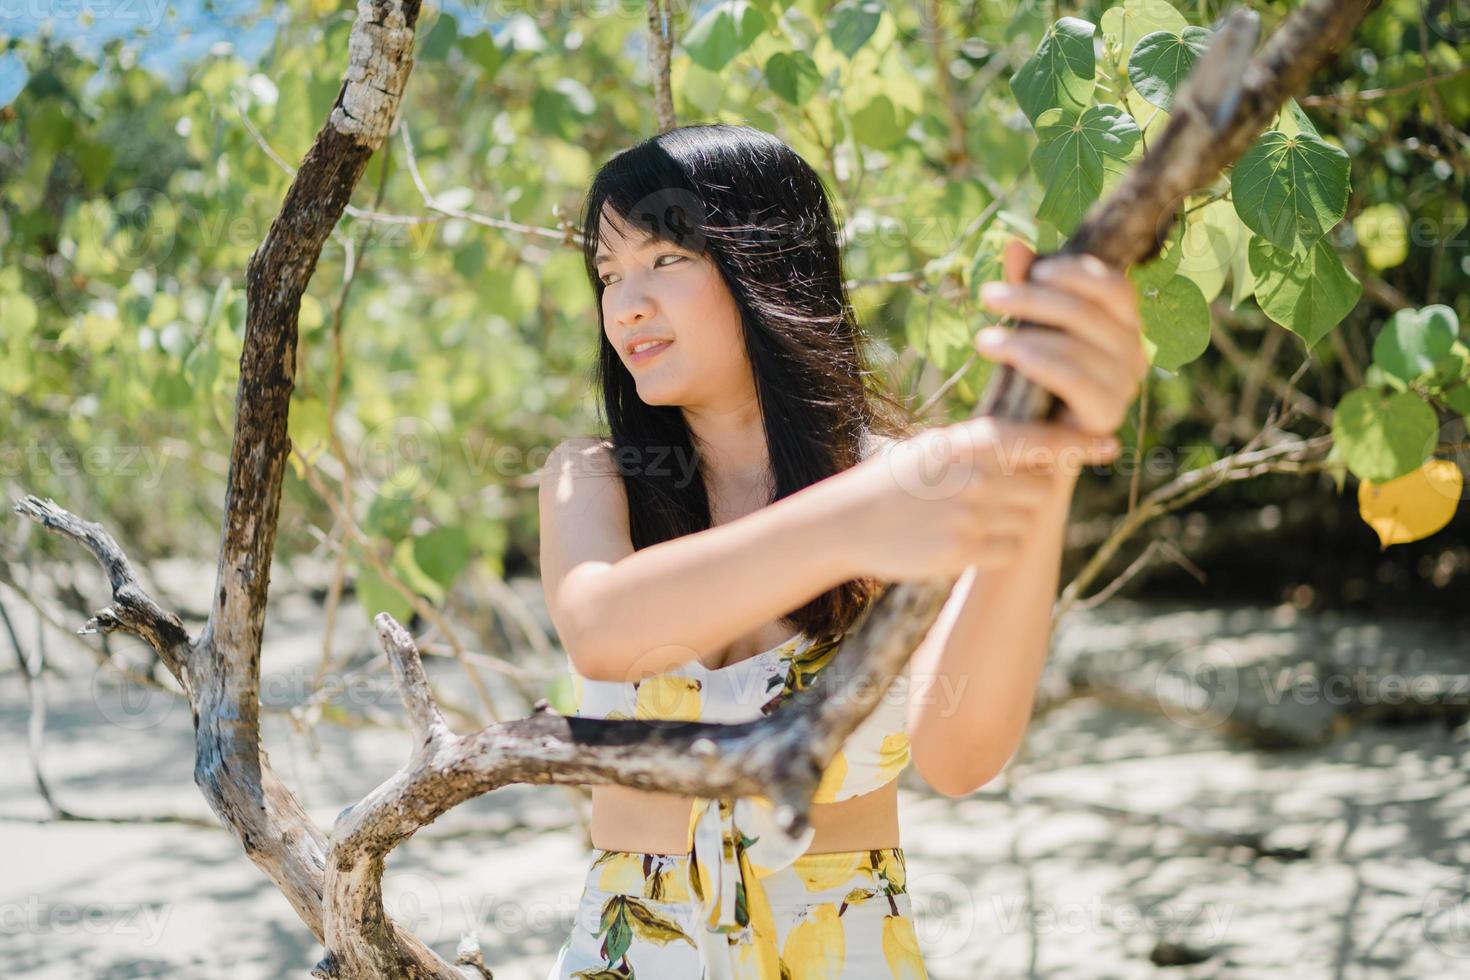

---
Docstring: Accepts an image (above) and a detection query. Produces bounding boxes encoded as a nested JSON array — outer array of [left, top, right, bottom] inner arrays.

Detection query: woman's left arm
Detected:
[[906, 238, 1150, 798]]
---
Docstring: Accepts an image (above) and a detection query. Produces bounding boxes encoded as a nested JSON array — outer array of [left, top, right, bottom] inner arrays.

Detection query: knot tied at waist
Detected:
[[685, 794, 816, 979]]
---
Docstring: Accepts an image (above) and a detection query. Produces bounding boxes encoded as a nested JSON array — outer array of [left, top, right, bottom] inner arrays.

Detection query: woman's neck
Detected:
[[681, 393, 771, 505]]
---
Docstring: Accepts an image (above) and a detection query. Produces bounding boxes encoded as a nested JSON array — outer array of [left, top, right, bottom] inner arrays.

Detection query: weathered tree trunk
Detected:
[[12, 1, 1380, 975]]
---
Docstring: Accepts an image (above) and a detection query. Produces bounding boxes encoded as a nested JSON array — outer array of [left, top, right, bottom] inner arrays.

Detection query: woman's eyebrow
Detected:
[[594, 237, 672, 266]]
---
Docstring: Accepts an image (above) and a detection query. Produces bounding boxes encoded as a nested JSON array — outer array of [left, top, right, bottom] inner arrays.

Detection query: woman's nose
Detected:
[[611, 282, 656, 327]]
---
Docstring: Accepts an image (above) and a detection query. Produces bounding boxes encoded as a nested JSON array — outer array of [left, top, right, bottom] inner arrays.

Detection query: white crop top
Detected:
[[566, 628, 913, 944]]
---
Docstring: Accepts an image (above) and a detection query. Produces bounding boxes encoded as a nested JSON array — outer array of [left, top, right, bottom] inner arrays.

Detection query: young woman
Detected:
[[540, 124, 1146, 978]]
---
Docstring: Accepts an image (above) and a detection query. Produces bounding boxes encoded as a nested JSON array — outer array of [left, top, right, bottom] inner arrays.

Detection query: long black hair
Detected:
[[579, 123, 917, 641]]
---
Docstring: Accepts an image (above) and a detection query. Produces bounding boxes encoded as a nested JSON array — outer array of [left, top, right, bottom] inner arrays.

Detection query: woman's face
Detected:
[[596, 203, 752, 410]]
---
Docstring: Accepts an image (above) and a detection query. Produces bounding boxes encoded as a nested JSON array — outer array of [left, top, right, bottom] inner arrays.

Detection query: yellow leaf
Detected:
[[1353, 203, 1409, 271], [1358, 458, 1462, 548], [622, 897, 696, 946]]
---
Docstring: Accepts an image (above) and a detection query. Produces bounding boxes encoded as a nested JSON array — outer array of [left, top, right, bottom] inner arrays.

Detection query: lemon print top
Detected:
[[567, 628, 913, 963]]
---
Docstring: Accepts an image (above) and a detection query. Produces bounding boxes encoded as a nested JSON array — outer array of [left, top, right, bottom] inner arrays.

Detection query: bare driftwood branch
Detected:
[[10, 1, 1380, 976], [646, 0, 677, 133]]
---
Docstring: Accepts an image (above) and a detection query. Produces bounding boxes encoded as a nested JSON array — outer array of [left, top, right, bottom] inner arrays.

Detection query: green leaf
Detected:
[[1442, 380, 1470, 417], [355, 562, 414, 627], [1030, 105, 1140, 234], [420, 12, 458, 61], [0, 291, 37, 339], [1230, 226, 1256, 309], [850, 94, 904, 149], [1248, 237, 1362, 349], [765, 51, 822, 104], [906, 292, 975, 374], [1372, 305, 1460, 386], [1129, 257, 1211, 372], [1231, 131, 1350, 252], [1009, 17, 1096, 125], [1005, 0, 1050, 42], [413, 527, 473, 595], [1331, 388, 1439, 482], [1100, 0, 1188, 63], [392, 538, 446, 607], [459, 29, 508, 80], [287, 396, 332, 464], [1169, 197, 1239, 303], [1273, 97, 1320, 139], [683, 0, 766, 72], [602, 899, 633, 965], [544, 672, 578, 717], [531, 78, 595, 140], [828, 0, 884, 59], [1127, 27, 1212, 111]]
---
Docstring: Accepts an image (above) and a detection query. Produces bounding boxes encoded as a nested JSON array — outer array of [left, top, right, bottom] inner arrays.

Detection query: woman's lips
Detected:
[[628, 340, 673, 364]]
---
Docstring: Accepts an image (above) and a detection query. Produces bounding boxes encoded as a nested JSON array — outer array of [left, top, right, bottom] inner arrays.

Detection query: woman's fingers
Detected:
[[978, 282, 1138, 367], [1031, 254, 1140, 325], [975, 327, 1138, 433], [1002, 237, 1036, 286]]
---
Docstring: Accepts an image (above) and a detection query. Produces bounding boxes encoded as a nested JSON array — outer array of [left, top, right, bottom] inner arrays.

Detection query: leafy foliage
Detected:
[[1, 0, 1466, 639]]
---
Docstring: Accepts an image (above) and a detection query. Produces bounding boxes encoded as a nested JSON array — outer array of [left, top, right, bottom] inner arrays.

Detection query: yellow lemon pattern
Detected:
[[633, 674, 703, 721], [882, 913, 927, 979], [779, 903, 845, 978], [555, 613, 923, 978], [550, 845, 927, 978]]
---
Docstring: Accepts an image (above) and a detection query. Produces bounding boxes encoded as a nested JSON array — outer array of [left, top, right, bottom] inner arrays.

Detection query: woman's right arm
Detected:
[[537, 421, 1116, 683], [537, 436, 864, 682]]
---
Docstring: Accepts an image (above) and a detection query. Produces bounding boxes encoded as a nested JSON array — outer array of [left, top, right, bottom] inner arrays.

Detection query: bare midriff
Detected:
[[588, 777, 900, 855], [588, 587, 902, 856]]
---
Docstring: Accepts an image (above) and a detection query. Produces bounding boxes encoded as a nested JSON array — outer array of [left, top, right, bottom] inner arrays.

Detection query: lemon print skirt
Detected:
[[546, 845, 928, 979]]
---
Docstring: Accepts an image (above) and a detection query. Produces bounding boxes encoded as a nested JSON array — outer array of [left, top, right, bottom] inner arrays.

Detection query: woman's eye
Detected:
[[600, 254, 684, 286]]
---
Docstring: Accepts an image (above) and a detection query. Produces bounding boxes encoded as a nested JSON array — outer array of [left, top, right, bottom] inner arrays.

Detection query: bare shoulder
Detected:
[[538, 436, 633, 639], [537, 436, 629, 541], [541, 435, 621, 485]]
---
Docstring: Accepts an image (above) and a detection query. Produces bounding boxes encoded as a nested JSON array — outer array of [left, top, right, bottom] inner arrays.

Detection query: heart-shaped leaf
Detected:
[[1128, 26, 1212, 110], [1030, 104, 1140, 234], [1010, 17, 1096, 125], [1248, 236, 1361, 349], [1231, 131, 1350, 252]]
